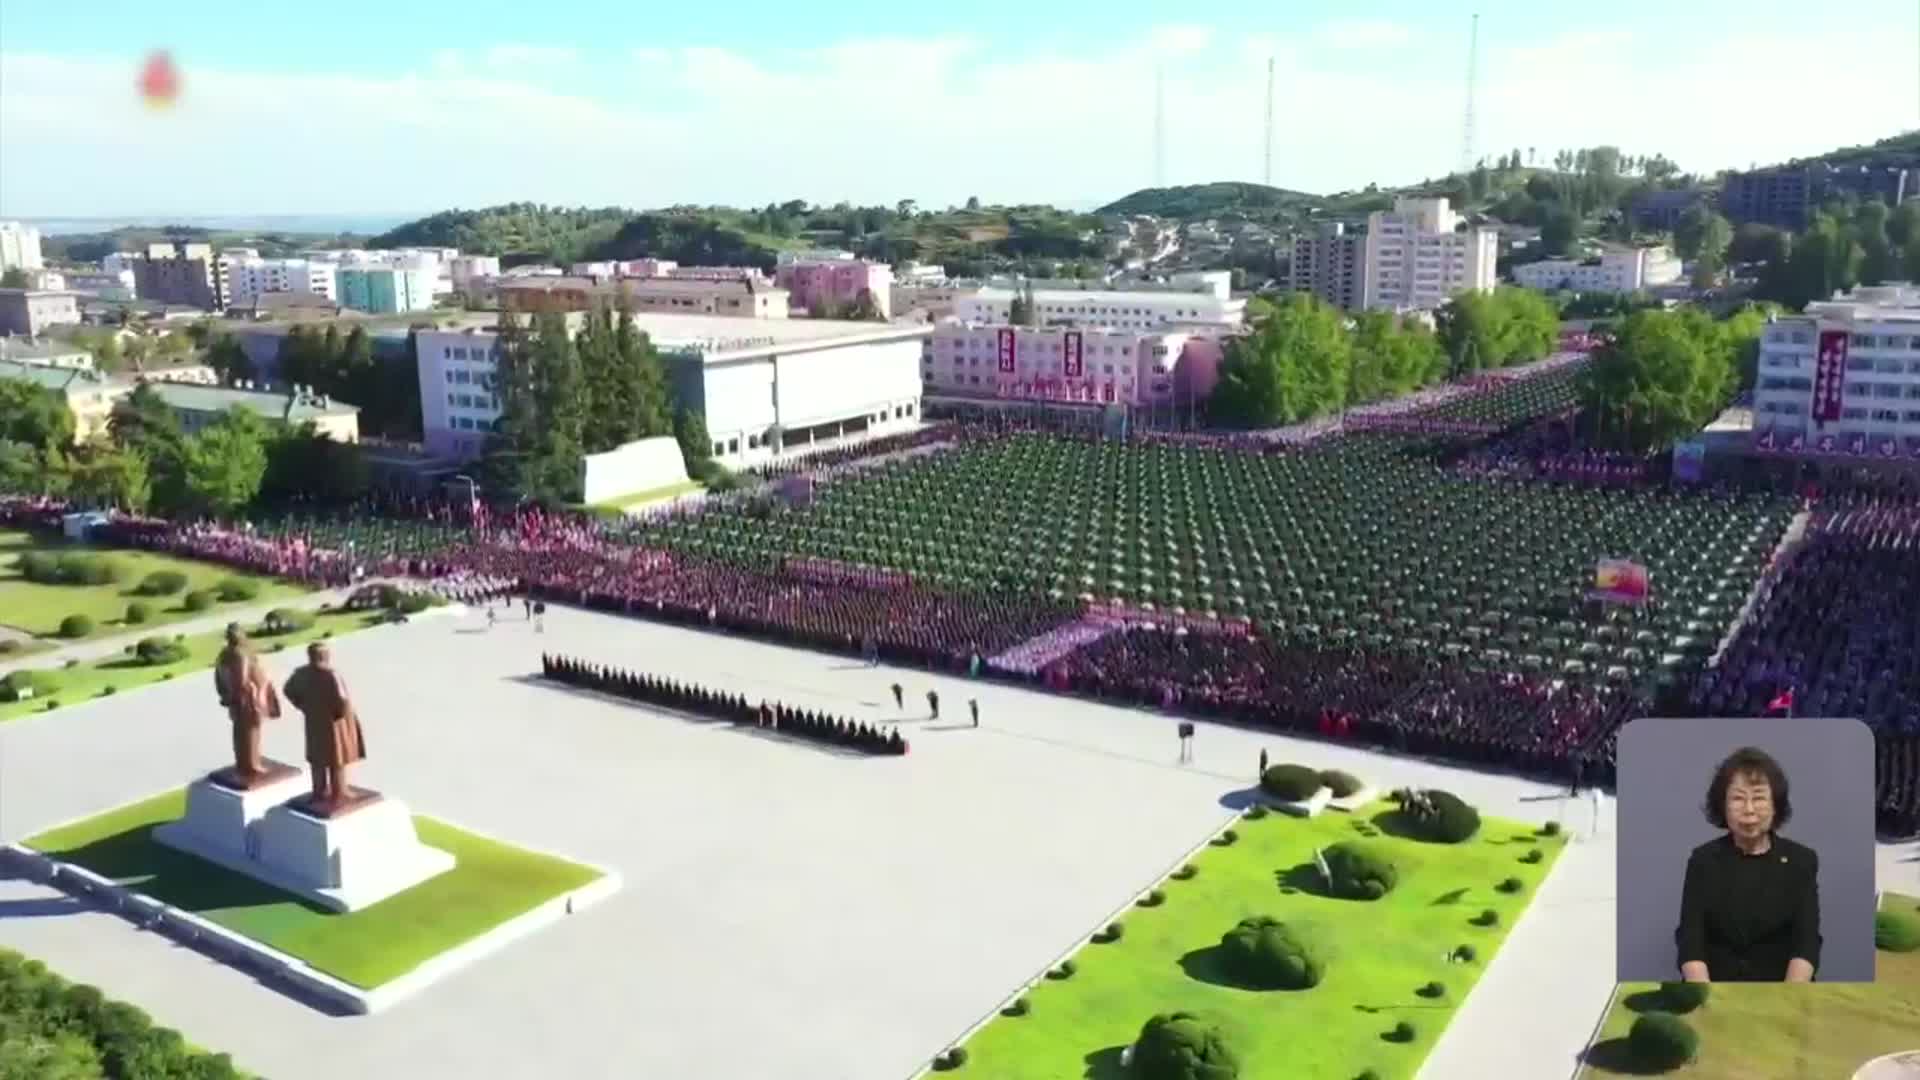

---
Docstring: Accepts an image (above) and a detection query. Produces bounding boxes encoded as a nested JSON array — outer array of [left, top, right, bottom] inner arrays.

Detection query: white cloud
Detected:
[[483, 44, 579, 67], [1, 26, 1912, 217], [1313, 19, 1414, 49]]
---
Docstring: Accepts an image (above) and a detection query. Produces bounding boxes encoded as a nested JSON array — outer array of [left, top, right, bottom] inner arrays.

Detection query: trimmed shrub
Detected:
[[1137, 889, 1165, 908], [183, 590, 216, 612], [134, 636, 187, 666], [1093, 922, 1125, 944], [1520, 849, 1545, 865], [1260, 763, 1323, 801], [1658, 981, 1709, 1013], [135, 570, 189, 596], [1355, 1071, 1382, 1080], [931, 1046, 969, 1071], [1243, 804, 1268, 820], [51, 552, 120, 585], [396, 591, 437, 615], [1539, 821, 1562, 837], [2, 669, 60, 701], [1213, 828, 1238, 846], [1050, 960, 1076, 980], [17, 550, 59, 583], [0, 640, 17, 655], [1219, 916, 1323, 990], [260, 608, 316, 635], [1319, 769, 1364, 798], [63, 658, 79, 668], [99, 685, 116, 697], [1392, 788, 1481, 843], [1453, 944, 1477, 963], [214, 577, 259, 603], [1002, 996, 1030, 1017], [58, 614, 94, 639], [124, 601, 152, 625], [1416, 980, 1445, 999], [1496, 877, 1523, 894], [1471, 909, 1500, 927], [1387, 1021, 1416, 1043], [1322, 842, 1398, 900], [1132, 1011, 1241, 1080], [1171, 864, 1199, 881], [1874, 910, 1920, 952], [1628, 1012, 1698, 1070]]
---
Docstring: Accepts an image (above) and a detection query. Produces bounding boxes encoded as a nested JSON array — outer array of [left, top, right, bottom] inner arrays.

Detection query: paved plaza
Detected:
[[0, 602, 1913, 1079]]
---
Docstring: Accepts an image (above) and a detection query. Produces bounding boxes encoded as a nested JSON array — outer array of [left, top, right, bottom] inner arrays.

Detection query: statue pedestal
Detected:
[[253, 792, 456, 912], [153, 762, 309, 865]]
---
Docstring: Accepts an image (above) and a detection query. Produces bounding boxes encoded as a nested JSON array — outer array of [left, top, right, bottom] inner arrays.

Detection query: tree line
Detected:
[[261, 324, 423, 440], [1576, 305, 1774, 453]]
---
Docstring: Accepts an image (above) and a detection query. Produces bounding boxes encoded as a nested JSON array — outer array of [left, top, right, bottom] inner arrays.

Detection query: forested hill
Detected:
[[1099, 182, 1326, 220], [368, 205, 636, 265]]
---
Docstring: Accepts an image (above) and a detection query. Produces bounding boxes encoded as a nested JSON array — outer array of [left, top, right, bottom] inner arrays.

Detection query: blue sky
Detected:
[[2, 0, 1915, 218]]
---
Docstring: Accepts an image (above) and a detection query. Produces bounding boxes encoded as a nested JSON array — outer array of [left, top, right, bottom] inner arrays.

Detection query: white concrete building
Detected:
[[956, 285, 1244, 332], [1512, 246, 1683, 294], [61, 268, 137, 301], [449, 255, 502, 292], [102, 252, 137, 276], [1363, 197, 1498, 312], [0, 222, 44, 273], [414, 313, 929, 466], [222, 257, 337, 309], [1752, 283, 1920, 459]]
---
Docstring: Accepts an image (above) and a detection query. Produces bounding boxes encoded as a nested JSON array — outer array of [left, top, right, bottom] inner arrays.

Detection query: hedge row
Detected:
[[16, 552, 121, 586], [0, 947, 243, 1079]]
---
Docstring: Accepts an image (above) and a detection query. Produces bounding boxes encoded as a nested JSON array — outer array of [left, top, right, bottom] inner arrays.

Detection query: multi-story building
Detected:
[[495, 276, 790, 318], [448, 255, 502, 293], [775, 256, 893, 319], [922, 323, 1228, 410], [1751, 284, 1920, 459], [1511, 246, 1684, 294], [0, 288, 82, 337], [1721, 164, 1918, 231], [60, 269, 138, 301], [102, 252, 137, 276], [1362, 197, 1498, 312], [0, 222, 44, 273], [133, 243, 221, 309], [414, 313, 927, 466], [223, 257, 338, 309], [1630, 189, 1709, 232], [1288, 222, 1370, 311], [146, 381, 360, 442], [0, 339, 93, 370], [955, 284, 1244, 331], [337, 266, 433, 314], [0, 360, 119, 441]]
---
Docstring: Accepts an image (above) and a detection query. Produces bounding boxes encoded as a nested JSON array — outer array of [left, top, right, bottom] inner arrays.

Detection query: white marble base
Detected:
[[153, 770, 311, 866], [1327, 785, 1381, 813], [1274, 786, 1334, 818], [253, 797, 456, 912]]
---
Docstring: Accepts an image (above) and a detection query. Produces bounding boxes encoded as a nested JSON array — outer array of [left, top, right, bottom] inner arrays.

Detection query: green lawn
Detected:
[[25, 789, 606, 989], [0, 528, 310, 641], [0, 608, 377, 723], [959, 801, 1568, 1080], [1581, 892, 1920, 1080]]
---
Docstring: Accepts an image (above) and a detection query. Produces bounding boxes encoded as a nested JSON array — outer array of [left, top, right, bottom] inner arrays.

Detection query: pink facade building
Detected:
[[775, 258, 894, 319], [923, 324, 1226, 408]]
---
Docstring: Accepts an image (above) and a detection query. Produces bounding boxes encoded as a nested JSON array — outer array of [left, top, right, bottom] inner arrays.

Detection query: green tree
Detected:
[[108, 382, 190, 512], [481, 309, 540, 498], [0, 268, 29, 288], [68, 443, 151, 511], [85, 331, 124, 373], [0, 380, 75, 448], [673, 407, 712, 471], [613, 307, 673, 438], [1888, 200, 1920, 250], [181, 409, 270, 516], [846, 288, 883, 321], [206, 335, 255, 385], [1539, 207, 1578, 256], [1578, 309, 1734, 451], [576, 306, 637, 453], [527, 311, 586, 500], [1209, 293, 1350, 426], [261, 425, 368, 505], [1436, 291, 1503, 376], [1855, 199, 1896, 284], [0, 440, 44, 494], [1688, 212, 1733, 286]]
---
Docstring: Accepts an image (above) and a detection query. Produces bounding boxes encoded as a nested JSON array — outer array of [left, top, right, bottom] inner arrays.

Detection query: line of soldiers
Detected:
[[540, 654, 908, 757]]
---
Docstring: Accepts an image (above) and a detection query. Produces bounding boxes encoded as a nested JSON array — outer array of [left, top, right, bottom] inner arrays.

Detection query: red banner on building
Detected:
[[1812, 330, 1848, 422], [1063, 331, 1084, 377], [997, 328, 1017, 373]]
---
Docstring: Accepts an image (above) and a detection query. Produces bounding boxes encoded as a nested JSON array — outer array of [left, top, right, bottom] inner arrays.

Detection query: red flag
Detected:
[[1766, 688, 1794, 714]]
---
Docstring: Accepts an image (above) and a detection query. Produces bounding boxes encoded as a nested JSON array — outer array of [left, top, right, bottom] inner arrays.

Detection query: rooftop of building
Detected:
[[0, 338, 91, 363], [419, 310, 927, 359], [146, 380, 359, 420], [0, 287, 81, 300], [1794, 283, 1920, 321], [214, 312, 495, 338], [0, 358, 111, 391], [971, 286, 1242, 307]]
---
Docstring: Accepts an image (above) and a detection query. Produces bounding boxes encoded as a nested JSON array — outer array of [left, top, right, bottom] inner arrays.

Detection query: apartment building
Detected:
[[1752, 284, 1920, 459], [1511, 246, 1683, 294], [1288, 222, 1370, 311], [0, 288, 82, 337], [0, 222, 44, 273], [337, 266, 433, 314], [1362, 197, 1497, 312], [774, 256, 893, 319], [132, 243, 221, 309], [223, 257, 338, 309], [1722, 164, 1917, 231], [448, 255, 501, 293]]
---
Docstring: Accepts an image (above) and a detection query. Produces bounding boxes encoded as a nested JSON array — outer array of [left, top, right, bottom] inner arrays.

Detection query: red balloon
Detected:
[[139, 51, 180, 105]]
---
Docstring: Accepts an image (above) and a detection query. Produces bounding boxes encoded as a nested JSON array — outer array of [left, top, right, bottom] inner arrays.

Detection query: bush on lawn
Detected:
[[1243, 804, 1268, 820], [1323, 842, 1398, 900], [0, 640, 18, 655], [1319, 769, 1364, 798], [1094, 922, 1125, 944], [1391, 788, 1481, 843], [1875, 910, 1920, 952], [124, 601, 152, 625], [1415, 980, 1445, 999], [1386, 1021, 1416, 1043], [20, 552, 121, 586], [1521, 849, 1544, 864], [1049, 960, 1077, 980], [1171, 864, 1198, 881], [1002, 996, 1030, 1017], [1219, 916, 1323, 990], [0, 948, 241, 1079], [214, 578, 259, 603], [1471, 909, 1500, 927], [396, 591, 438, 615], [1658, 981, 1709, 1013], [1260, 763, 1322, 802], [1213, 829, 1238, 846], [135, 570, 189, 596], [1496, 877, 1523, 894], [1539, 821, 1562, 836], [2, 669, 59, 701], [932, 1046, 969, 1071], [1628, 1012, 1697, 1071], [57, 614, 94, 639], [1137, 889, 1165, 908], [1355, 1071, 1382, 1080], [1131, 1012, 1241, 1080], [182, 590, 216, 613], [17, 551, 59, 583], [134, 636, 187, 666], [259, 608, 315, 635], [1453, 944, 1477, 963]]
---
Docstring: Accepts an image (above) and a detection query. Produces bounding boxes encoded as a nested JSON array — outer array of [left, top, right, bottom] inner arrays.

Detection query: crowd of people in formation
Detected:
[[1453, 418, 1656, 489], [1032, 627, 1620, 785], [1681, 497, 1920, 836], [546, 556, 1075, 671], [95, 518, 362, 585], [746, 426, 956, 481], [421, 573, 518, 607], [540, 653, 908, 756]]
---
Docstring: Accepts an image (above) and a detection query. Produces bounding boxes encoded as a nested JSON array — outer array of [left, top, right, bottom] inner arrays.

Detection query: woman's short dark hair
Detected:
[[1704, 746, 1792, 829]]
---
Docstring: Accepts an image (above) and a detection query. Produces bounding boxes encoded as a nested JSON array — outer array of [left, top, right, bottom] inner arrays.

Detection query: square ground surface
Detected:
[[963, 800, 1566, 1080], [1581, 891, 1920, 1080], [24, 788, 603, 989], [0, 528, 309, 640]]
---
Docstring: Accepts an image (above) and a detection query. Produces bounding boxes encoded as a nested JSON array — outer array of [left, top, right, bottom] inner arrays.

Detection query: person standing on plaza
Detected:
[[1259, 747, 1268, 778], [891, 682, 904, 710], [927, 688, 940, 720], [969, 698, 979, 728]]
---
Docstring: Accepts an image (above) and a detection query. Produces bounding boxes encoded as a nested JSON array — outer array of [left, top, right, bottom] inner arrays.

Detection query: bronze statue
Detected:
[[212, 623, 283, 787], [282, 641, 368, 815]]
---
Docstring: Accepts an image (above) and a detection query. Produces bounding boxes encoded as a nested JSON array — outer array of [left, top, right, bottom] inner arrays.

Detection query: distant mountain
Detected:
[[1784, 130, 1920, 169], [1098, 182, 1325, 219], [369, 204, 636, 265]]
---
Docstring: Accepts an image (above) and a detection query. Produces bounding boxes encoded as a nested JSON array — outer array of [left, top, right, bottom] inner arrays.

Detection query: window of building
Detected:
[[1847, 355, 1876, 372], [1872, 409, 1902, 422], [1907, 410, 1920, 422], [711, 441, 725, 456], [447, 393, 456, 405], [1876, 383, 1905, 398], [1841, 406, 1869, 419]]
